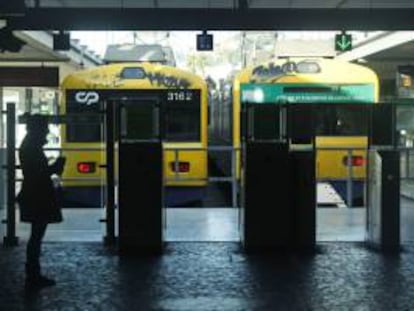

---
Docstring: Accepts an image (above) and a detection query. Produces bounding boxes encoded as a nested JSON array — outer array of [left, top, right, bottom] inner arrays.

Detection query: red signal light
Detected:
[[170, 162, 190, 173], [77, 162, 96, 173], [342, 156, 365, 167]]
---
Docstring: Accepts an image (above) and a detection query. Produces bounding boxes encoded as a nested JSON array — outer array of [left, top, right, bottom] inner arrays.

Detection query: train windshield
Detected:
[[164, 101, 200, 141], [66, 98, 102, 142], [65, 89, 201, 142]]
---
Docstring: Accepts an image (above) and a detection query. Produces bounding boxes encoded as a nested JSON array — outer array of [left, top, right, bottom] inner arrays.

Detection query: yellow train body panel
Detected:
[[316, 137, 368, 180], [61, 144, 104, 187], [164, 142, 207, 186]]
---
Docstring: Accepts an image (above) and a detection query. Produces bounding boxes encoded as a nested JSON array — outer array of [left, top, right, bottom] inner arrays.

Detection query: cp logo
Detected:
[[75, 91, 99, 106]]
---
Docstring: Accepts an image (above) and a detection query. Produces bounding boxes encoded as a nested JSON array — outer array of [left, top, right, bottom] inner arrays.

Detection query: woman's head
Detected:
[[25, 114, 49, 144]]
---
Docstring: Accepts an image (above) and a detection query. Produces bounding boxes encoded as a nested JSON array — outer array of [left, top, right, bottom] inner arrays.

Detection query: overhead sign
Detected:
[[335, 32, 352, 52], [196, 31, 213, 51]]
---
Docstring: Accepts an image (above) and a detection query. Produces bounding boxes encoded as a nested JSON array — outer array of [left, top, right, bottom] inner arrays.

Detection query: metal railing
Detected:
[[316, 145, 414, 208]]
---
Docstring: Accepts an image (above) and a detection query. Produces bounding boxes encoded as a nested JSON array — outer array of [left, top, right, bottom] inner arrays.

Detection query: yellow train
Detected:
[[60, 62, 208, 207], [212, 57, 379, 204]]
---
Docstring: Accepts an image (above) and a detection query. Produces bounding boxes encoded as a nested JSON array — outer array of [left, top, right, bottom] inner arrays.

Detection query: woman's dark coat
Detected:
[[17, 135, 62, 224]]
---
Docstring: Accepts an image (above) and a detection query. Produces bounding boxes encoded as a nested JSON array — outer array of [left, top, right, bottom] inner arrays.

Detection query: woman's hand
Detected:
[[52, 157, 66, 175]]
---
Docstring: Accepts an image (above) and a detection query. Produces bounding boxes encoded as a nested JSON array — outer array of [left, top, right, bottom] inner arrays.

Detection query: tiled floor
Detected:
[[0, 184, 413, 310], [1, 242, 414, 310]]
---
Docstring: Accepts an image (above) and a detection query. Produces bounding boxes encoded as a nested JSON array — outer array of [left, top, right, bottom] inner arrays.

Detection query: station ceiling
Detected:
[[368, 42, 414, 62], [3, 1, 414, 30]]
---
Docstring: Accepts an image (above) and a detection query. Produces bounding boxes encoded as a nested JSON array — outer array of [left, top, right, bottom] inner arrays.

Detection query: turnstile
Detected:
[[116, 99, 164, 254], [241, 103, 316, 252], [241, 142, 316, 251], [367, 149, 400, 252]]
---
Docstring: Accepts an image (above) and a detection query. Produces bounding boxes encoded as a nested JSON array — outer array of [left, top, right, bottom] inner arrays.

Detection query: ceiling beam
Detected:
[[6, 8, 414, 31]]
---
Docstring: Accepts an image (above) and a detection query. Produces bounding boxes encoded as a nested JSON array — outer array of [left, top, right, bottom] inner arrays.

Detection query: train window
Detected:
[[315, 106, 369, 136], [66, 98, 102, 142], [121, 102, 156, 140], [164, 102, 200, 141], [296, 61, 321, 74], [66, 117, 102, 142], [120, 67, 146, 79]]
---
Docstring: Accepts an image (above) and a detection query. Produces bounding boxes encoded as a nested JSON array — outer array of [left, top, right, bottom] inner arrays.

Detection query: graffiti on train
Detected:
[[251, 61, 321, 83]]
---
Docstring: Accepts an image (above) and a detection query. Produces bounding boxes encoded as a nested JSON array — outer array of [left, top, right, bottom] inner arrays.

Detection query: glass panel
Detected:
[[397, 103, 414, 243], [66, 114, 102, 142], [121, 100, 158, 140], [401, 175, 414, 242], [396, 105, 414, 148], [397, 65, 414, 98], [164, 103, 200, 141], [164, 90, 201, 142], [314, 104, 369, 242], [253, 105, 282, 140], [66, 90, 103, 142], [315, 105, 369, 136]]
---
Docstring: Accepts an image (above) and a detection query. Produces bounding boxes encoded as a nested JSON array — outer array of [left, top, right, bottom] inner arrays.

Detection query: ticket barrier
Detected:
[[241, 103, 316, 252], [366, 150, 400, 252], [116, 99, 164, 254], [366, 104, 401, 252], [241, 142, 315, 251]]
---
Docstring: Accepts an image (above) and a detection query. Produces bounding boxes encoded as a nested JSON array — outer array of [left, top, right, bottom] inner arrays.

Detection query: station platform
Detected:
[[0, 182, 413, 310], [1, 241, 414, 310]]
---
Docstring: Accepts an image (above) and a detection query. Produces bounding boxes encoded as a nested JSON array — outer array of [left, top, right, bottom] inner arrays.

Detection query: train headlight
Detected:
[[253, 88, 264, 103]]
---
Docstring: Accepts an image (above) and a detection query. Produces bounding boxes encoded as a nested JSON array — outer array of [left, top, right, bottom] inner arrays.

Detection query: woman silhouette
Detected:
[[17, 114, 65, 289]]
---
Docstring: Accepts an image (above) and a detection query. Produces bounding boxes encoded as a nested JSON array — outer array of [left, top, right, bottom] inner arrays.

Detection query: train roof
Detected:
[[235, 58, 379, 85], [103, 44, 176, 66]]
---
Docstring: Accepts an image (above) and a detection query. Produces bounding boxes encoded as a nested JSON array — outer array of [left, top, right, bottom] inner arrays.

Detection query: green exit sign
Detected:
[[335, 32, 352, 52]]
